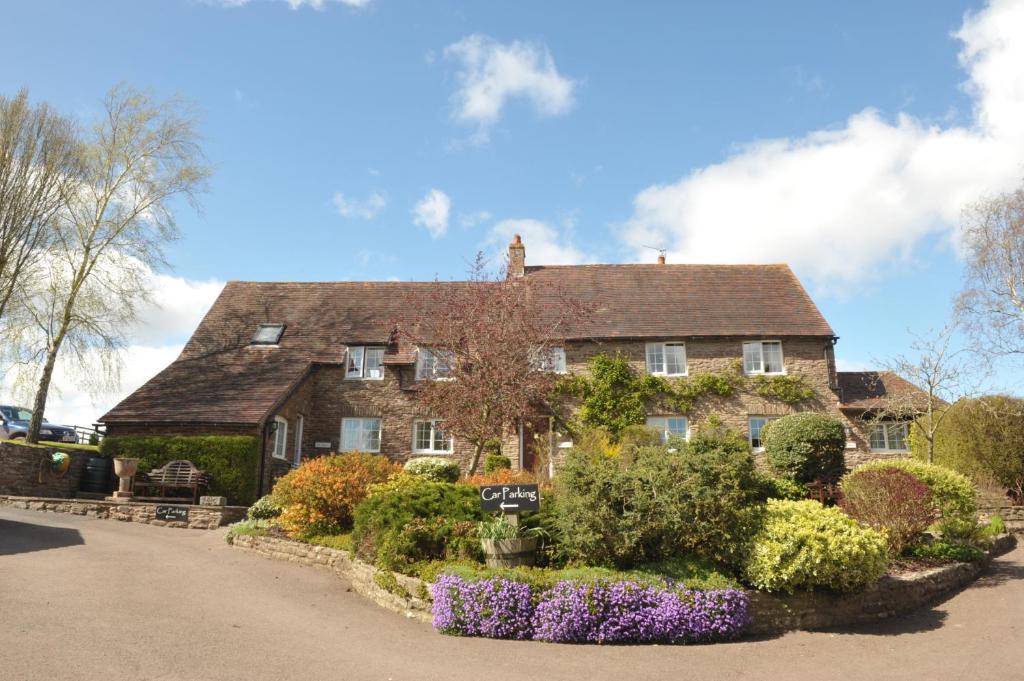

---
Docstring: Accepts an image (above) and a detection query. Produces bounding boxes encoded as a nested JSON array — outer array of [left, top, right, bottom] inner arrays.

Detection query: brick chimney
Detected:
[[657, 253, 666, 264], [508, 234, 525, 278]]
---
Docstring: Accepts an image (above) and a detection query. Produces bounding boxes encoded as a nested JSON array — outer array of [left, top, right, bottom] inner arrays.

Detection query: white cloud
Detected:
[[412, 189, 452, 238], [459, 210, 492, 228], [487, 218, 596, 266], [332, 191, 386, 220], [1, 270, 223, 429], [215, 0, 370, 9], [621, 0, 1024, 294], [836, 358, 870, 372], [443, 34, 576, 143]]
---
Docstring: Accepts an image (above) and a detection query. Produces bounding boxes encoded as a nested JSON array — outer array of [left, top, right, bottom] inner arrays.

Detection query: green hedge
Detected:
[[99, 435, 260, 505]]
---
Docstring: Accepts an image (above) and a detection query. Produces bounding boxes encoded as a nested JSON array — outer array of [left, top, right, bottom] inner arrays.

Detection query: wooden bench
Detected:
[[133, 460, 210, 504]]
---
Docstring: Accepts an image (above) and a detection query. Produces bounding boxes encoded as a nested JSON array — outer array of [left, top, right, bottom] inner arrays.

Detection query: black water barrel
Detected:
[[80, 456, 113, 494]]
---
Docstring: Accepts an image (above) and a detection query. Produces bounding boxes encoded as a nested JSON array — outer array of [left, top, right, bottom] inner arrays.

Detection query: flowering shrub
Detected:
[[840, 468, 935, 555], [533, 581, 749, 644], [464, 469, 537, 486], [272, 453, 399, 538], [432, 574, 535, 639], [404, 456, 461, 483], [743, 499, 888, 593], [431, 574, 750, 644]]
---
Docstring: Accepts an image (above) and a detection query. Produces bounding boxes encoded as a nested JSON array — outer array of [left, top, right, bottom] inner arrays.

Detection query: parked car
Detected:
[[0, 406, 78, 443]]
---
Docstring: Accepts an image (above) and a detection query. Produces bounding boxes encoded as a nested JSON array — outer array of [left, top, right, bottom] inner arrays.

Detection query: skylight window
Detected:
[[251, 324, 285, 345]]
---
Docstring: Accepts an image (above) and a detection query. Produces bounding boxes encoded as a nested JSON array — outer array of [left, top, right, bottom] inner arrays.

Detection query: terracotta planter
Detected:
[[112, 457, 139, 499], [481, 537, 538, 568]]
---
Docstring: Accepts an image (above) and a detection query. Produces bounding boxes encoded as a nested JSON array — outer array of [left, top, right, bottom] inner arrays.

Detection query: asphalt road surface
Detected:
[[1, 506, 1021, 681]]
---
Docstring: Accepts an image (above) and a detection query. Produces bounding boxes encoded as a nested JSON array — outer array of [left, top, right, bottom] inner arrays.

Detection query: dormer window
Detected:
[[251, 324, 285, 346], [743, 341, 784, 375], [416, 348, 454, 380], [646, 342, 687, 376], [345, 346, 385, 380]]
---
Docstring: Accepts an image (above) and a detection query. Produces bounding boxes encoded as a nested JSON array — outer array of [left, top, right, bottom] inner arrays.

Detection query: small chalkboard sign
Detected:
[[479, 484, 540, 513], [155, 505, 189, 522]]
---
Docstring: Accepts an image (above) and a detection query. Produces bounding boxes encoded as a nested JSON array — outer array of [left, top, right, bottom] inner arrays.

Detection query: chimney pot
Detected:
[[657, 253, 666, 265]]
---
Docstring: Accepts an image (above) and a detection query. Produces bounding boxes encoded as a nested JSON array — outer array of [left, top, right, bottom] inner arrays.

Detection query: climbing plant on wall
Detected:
[[556, 353, 815, 438]]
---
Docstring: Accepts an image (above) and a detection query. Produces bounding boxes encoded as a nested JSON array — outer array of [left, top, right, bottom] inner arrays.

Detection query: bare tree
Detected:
[[13, 85, 209, 442], [396, 253, 588, 474], [957, 182, 1024, 357], [877, 324, 983, 464], [0, 89, 81, 333]]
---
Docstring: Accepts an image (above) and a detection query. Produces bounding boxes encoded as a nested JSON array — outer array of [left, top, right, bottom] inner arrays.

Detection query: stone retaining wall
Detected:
[[228, 534, 433, 622], [226, 533, 1015, 635], [0, 441, 93, 498], [0, 495, 247, 530], [982, 505, 1024, 532]]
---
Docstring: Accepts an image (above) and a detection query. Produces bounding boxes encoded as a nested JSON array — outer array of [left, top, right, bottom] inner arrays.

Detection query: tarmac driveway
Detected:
[[1, 506, 1021, 681]]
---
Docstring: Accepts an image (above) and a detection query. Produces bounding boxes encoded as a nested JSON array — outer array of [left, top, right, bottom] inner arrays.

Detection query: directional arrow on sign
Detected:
[[499, 502, 519, 511]]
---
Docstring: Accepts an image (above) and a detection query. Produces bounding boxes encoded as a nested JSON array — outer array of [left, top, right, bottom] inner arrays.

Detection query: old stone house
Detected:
[[100, 236, 925, 496]]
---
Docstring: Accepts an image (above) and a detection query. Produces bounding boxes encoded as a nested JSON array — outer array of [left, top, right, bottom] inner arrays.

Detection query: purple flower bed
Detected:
[[432, 574, 534, 640], [432, 575, 750, 644]]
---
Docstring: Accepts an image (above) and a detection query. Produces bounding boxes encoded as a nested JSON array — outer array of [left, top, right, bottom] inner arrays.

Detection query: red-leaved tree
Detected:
[[839, 468, 936, 556], [395, 253, 588, 474]]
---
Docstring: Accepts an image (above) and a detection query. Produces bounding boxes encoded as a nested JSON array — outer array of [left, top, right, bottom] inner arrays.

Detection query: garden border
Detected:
[[226, 532, 1016, 636], [0, 495, 247, 530]]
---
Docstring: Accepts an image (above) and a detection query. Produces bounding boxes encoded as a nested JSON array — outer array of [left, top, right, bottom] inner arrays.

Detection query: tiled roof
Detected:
[[102, 264, 835, 425], [837, 371, 933, 411]]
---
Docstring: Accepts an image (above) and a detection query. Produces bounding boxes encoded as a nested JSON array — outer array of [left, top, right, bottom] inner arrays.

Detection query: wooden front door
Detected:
[[520, 417, 550, 473]]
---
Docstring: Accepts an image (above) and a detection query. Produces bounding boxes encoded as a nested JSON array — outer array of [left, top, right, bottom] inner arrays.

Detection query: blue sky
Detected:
[[3, 0, 1024, 425]]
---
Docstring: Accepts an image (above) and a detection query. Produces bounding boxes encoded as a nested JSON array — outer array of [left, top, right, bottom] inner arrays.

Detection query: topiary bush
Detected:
[[555, 442, 762, 569], [404, 456, 461, 482], [483, 453, 513, 475], [743, 499, 888, 593], [762, 413, 846, 484], [852, 459, 978, 526], [352, 477, 483, 571], [272, 453, 399, 538], [247, 494, 282, 521], [100, 435, 260, 505], [839, 468, 936, 556]]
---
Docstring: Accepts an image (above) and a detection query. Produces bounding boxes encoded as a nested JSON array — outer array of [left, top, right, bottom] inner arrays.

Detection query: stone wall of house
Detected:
[[260, 374, 316, 493], [0, 495, 247, 529], [0, 441, 92, 498]]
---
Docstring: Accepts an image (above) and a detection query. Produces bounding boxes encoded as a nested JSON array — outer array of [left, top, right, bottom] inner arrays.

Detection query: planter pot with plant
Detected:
[[478, 515, 542, 568]]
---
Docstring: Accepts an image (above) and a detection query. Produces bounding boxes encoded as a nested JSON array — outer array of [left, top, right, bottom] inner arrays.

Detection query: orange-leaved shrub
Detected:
[[272, 453, 400, 538], [464, 469, 538, 486], [839, 467, 936, 556]]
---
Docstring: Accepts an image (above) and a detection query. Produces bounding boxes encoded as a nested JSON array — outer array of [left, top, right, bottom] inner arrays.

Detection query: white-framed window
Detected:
[[743, 341, 785, 375], [531, 346, 567, 373], [646, 342, 687, 376], [345, 346, 385, 380], [272, 416, 288, 459], [748, 416, 779, 450], [341, 417, 382, 453], [646, 416, 689, 443], [416, 348, 455, 380], [294, 415, 304, 466], [413, 420, 453, 454], [869, 421, 909, 451]]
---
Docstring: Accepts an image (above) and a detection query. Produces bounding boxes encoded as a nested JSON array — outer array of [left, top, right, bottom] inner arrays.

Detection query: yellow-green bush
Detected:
[[743, 499, 888, 593]]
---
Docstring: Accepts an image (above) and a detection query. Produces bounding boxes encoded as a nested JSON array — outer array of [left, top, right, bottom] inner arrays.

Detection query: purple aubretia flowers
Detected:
[[432, 575, 750, 644]]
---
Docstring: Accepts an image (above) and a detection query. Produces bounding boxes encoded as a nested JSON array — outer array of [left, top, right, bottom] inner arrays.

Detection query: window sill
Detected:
[[271, 454, 288, 460], [744, 371, 787, 377], [344, 376, 385, 381], [413, 450, 454, 456]]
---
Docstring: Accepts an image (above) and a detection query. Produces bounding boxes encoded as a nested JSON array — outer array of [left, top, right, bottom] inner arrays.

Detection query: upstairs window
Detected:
[[646, 416, 689, 443], [646, 342, 687, 376], [869, 422, 909, 451], [531, 346, 567, 373], [417, 348, 455, 380], [345, 346, 385, 380], [251, 324, 285, 346], [743, 341, 784, 375], [413, 420, 453, 454], [748, 416, 779, 450]]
